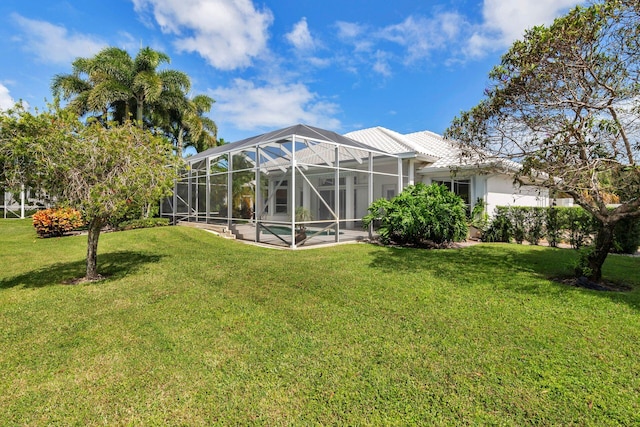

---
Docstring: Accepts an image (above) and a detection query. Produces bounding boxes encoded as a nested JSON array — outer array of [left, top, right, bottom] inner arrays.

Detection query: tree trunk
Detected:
[[86, 218, 104, 280], [177, 126, 184, 158], [136, 98, 144, 128], [586, 222, 615, 282], [144, 202, 152, 219]]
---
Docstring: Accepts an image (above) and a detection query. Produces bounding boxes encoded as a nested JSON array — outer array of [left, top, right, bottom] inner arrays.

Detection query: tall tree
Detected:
[[182, 95, 219, 154], [153, 92, 218, 157], [0, 105, 180, 281], [446, 0, 640, 282], [51, 46, 190, 128]]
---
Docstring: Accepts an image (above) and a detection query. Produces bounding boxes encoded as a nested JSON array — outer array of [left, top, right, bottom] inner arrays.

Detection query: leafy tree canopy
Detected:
[[51, 46, 218, 156], [0, 105, 180, 280], [445, 0, 640, 281]]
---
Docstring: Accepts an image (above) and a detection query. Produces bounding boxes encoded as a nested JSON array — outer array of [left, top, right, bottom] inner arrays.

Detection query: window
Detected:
[[382, 184, 396, 200], [434, 179, 471, 205], [320, 177, 346, 187], [275, 180, 287, 213]]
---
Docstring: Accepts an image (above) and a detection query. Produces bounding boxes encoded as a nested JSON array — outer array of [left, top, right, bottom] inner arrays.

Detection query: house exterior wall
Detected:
[[419, 172, 550, 217], [485, 174, 549, 215]]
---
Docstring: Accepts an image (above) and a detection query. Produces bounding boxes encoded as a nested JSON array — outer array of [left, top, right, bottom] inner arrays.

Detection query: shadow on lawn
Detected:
[[0, 251, 163, 289], [368, 243, 640, 310]]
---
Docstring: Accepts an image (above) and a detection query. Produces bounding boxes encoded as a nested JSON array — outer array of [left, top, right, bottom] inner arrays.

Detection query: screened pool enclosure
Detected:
[[161, 124, 406, 248]]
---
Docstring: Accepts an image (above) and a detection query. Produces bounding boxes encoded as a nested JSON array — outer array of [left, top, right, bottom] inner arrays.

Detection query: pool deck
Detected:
[[230, 223, 370, 249]]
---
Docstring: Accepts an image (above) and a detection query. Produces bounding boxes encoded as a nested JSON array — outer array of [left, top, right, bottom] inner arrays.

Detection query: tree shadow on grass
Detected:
[[367, 243, 640, 311], [0, 251, 164, 289]]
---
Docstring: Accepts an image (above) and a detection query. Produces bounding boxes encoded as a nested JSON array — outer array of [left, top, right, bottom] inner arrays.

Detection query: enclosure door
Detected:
[[318, 189, 346, 220]]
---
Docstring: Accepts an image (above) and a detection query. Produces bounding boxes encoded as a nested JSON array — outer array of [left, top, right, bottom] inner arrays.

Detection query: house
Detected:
[[162, 123, 551, 248], [345, 126, 550, 216], [1, 186, 49, 219]]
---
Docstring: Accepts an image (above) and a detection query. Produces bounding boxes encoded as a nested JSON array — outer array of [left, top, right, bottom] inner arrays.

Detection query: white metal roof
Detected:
[[185, 123, 524, 175], [403, 130, 459, 163], [346, 127, 520, 173], [344, 127, 438, 161], [187, 123, 387, 165]]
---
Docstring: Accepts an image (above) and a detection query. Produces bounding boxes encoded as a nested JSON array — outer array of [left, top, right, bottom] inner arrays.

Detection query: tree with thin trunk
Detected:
[[0, 106, 179, 281], [445, 0, 640, 282]]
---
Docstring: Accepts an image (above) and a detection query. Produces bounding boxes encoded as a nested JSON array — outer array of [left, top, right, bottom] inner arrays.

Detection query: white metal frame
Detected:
[[162, 125, 403, 248]]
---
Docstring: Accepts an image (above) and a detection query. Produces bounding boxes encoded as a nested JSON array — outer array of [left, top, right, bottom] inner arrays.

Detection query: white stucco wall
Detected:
[[486, 175, 549, 216]]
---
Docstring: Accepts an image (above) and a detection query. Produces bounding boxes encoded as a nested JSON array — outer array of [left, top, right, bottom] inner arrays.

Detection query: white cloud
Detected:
[[286, 18, 317, 51], [334, 1, 585, 72], [372, 51, 392, 78], [483, 0, 585, 43], [467, 0, 586, 57], [378, 13, 464, 63], [333, 13, 466, 76], [336, 21, 364, 40], [0, 84, 16, 111], [211, 79, 340, 131], [11, 14, 105, 64], [464, 32, 497, 59], [336, 21, 373, 53], [284, 18, 330, 69], [131, 0, 273, 70]]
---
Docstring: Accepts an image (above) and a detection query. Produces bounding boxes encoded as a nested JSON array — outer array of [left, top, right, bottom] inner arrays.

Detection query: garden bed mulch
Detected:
[[552, 276, 632, 292]]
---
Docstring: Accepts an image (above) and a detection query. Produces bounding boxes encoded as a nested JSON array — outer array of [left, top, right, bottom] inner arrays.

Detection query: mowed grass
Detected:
[[1, 219, 639, 425]]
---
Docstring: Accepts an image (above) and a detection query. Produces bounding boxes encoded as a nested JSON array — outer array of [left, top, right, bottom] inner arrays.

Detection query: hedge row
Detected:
[[116, 217, 169, 230], [483, 206, 640, 254]]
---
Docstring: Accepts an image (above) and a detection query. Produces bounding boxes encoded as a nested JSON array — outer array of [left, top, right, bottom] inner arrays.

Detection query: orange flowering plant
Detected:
[[32, 207, 84, 238]]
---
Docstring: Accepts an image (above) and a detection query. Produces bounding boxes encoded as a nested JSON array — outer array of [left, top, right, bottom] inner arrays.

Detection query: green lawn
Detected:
[[1, 219, 639, 425]]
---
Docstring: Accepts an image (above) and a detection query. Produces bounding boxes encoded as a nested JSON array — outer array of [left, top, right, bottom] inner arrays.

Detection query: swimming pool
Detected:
[[260, 225, 340, 236]]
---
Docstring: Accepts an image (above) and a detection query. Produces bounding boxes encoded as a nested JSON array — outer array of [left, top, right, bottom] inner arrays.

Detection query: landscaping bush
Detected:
[[546, 205, 561, 247], [469, 197, 489, 230], [612, 216, 640, 254], [482, 207, 512, 242], [32, 207, 84, 237], [106, 201, 155, 229], [525, 207, 546, 245], [484, 205, 636, 254], [116, 217, 170, 230], [362, 183, 468, 245], [492, 207, 547, 245], [509, 207, 527, 244], [565, 207, 597, 249]]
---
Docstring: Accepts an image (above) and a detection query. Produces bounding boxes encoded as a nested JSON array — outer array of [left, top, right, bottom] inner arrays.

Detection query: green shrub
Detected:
[[106, 202, 150, 229], [32, 207, 84, 237], [509, 208, 527, 244], [470, 197, 489, 230], [546, 206, 561, 247], [573, 246, 596, 278], [612, 216, 640, 254], [484, 205, 638, 254], [526, 208, 546, 245], [483, 207, 512, 242], [362, 183, 468, 245], [117, 217, 169, 230], [565, 207, 597, 249]]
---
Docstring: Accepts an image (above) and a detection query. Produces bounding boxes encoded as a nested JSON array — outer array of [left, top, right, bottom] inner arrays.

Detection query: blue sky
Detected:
[[0, 0, 585, 145]]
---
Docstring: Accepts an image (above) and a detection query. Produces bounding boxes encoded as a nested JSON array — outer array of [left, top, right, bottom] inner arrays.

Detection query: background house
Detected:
[[0, 186, 49, 219]]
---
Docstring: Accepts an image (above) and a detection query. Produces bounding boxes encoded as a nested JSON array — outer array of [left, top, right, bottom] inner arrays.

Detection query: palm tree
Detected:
[[51, 46, 190, 129], [154, 92, 219, 157], [182, 95, 218, 154]]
